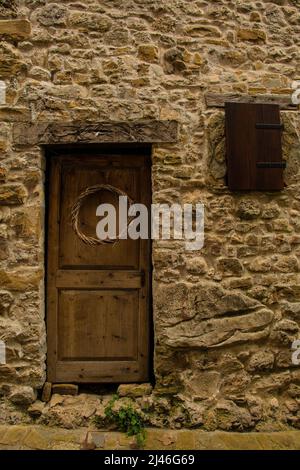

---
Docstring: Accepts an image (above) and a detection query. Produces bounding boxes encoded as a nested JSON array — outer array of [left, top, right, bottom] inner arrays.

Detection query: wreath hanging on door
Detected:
[[71, 184, 134, 246]]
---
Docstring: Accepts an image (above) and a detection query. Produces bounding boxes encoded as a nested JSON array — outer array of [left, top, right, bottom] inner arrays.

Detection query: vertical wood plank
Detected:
[[47, 156, 61, 381], [256, 104, 284, 190]]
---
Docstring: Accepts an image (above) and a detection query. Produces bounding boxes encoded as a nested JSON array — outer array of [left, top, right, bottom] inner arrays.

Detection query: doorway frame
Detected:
[[45, 143, 153, 383], [12, 119, 178, 385]]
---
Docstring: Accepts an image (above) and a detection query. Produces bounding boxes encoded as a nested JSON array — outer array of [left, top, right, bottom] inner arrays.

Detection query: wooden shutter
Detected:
[[225, 102, 285, 191]]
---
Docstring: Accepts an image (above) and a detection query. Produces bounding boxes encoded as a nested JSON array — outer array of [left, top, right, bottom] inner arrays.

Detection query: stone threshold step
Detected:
[[1, 425, 300, 450]]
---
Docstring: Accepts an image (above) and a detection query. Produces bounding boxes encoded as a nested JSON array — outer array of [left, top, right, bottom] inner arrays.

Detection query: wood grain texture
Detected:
[[226, 102, 257, 191], [47, 151, 151, 383], [225, 102, 284, 191], [255, 104, 283, 191], [206, 93, 298, 110], [13, 120, 178, 145], [55, 270, 143, 289]]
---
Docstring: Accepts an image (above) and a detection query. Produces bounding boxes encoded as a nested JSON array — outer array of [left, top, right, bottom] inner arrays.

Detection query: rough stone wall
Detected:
[[0, 0, 300, 431]]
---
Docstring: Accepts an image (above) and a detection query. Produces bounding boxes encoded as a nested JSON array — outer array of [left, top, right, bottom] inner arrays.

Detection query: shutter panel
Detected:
[[225, 102, 284, 191], [255, 104, 284, 190]]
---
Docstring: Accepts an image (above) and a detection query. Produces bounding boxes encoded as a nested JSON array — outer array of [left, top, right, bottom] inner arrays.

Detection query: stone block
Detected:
[[41, 382, 52, 402], [9, 385, 37, 406], [0, 166, 7, 182], [0, 184, 27, 205], [23, 429, 48, 450], [69, 12, 111, 32], [28, 400, 45, 417], [165, 307, 273, 349], [0, 290, 13, 315], [0, 107, 31, 122], [0, 42, 26, 77], [36, 4, 68, 27], [81, 431, 105, 449], [217, 257, 244, 276], [237, 28, 266, 42], [0, 269, 42, 290], [0, 20, 31, 40], [247, 351, 275, 372], [52, 384, 79, 396], [138, 44, 159, 62], [0, 425, 29, 445], [118, 383, 153, 398], [237, 199, 261, 219], [0, 0, 17, 19]]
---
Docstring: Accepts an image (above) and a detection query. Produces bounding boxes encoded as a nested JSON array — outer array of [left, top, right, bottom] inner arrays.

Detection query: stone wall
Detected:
[[0, 0, 300, 431]]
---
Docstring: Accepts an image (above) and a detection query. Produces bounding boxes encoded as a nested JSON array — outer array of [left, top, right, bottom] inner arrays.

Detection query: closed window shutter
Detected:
[[225, 102, 284, 191]]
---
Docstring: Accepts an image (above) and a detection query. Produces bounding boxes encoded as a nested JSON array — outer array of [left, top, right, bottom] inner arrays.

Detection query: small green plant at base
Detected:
[[104, 395, 146, 447]]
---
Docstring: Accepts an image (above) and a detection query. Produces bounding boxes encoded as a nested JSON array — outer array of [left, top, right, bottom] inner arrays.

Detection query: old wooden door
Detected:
[[47, 150, 151, 383]]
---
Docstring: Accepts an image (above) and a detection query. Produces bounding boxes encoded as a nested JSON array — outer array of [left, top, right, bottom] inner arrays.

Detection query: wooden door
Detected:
[[46, 150, 151, 383]]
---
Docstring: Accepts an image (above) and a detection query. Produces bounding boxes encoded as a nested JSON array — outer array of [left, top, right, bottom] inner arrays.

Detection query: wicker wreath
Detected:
[[71, 184, 134, 246]]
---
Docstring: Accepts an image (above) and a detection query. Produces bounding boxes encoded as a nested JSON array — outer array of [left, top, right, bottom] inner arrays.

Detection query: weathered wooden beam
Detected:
[[205, 93, 298, 111], [13, 120, 178, 145]]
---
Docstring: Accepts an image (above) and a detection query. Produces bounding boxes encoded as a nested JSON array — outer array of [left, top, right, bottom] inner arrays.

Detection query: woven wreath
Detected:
[[71, 184, 134, 246]]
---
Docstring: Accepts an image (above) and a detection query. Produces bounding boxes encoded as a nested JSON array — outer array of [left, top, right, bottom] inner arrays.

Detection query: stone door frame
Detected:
[[12, 119, 178, 385]]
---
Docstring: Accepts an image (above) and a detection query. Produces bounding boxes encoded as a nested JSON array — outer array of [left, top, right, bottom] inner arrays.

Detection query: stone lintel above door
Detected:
[[12, 120, 178, 146]]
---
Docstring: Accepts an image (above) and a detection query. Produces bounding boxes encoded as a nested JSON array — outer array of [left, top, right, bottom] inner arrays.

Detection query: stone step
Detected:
[[1, 425, 300, 450]]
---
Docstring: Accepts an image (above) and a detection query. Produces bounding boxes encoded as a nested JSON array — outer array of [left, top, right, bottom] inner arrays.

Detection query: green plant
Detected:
[[104, 395, 146, 447]]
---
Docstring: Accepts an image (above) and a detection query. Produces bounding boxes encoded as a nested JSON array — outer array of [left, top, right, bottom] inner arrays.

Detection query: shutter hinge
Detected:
[[256, 162, 286, 169], [255, 123, 284, 130]]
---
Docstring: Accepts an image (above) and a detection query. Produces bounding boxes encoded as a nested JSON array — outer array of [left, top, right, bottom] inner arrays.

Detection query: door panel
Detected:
[[58, 289, 139, 361], [47, 151, 151, 383], [59, 159, 140, 269]]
